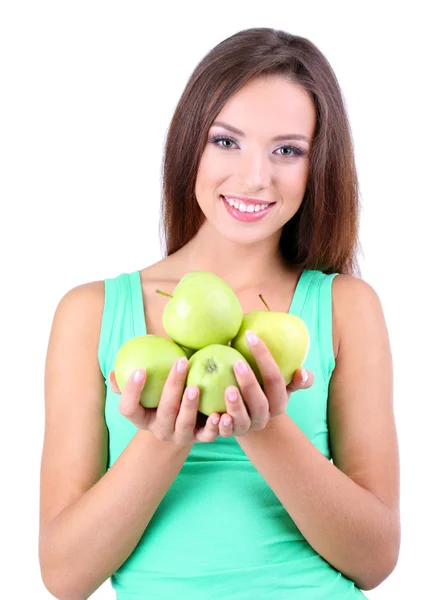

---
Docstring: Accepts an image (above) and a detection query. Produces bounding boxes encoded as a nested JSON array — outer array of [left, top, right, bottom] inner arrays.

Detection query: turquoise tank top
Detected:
[[98, 269, 367, 599]]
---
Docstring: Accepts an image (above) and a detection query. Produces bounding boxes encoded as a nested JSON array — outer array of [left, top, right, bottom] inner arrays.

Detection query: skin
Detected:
[[194, 75, 315, 250], [40, 75, 399, 597], [109, 74, 318, 440]]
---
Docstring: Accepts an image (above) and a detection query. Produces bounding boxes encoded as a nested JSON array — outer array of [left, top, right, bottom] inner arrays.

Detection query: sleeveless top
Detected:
[[98, 269, 367, 599]]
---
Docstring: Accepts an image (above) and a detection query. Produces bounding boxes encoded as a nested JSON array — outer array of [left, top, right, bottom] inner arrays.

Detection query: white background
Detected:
[[1, 1, 439, 598]]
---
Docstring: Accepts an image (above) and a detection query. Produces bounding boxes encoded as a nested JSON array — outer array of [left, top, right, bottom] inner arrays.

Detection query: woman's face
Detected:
[[195, 75, 316, 246]]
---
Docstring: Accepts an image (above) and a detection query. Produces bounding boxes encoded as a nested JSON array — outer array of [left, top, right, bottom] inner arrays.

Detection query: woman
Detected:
[[39, 27, 400, 599]]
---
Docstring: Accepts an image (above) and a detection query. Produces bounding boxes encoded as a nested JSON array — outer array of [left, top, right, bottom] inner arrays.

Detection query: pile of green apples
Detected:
[[114, 271, 310, 416]]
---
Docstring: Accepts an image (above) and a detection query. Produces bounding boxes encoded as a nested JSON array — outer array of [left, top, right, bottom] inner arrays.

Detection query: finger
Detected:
[[195, 413, 221, 443], [232, 359, 269, 430], [155, 357, 188, 439], [109, 370, 121, 394], [245, 330, 287, 399], [174, 385, 200, 440], [218, 412, 234, 438], [119, 368, 155, 429], [224, 386, 252, 435], [286, 368, 314, 394]]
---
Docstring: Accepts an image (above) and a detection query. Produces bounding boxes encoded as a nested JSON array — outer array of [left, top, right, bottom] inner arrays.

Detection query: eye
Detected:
[[275, 146, 306, 158], [209, 135, 305, 158], [210, 135, 238, 149]]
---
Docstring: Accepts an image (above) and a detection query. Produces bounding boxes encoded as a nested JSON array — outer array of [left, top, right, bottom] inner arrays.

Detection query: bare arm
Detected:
[[235, 275, 400, 591], [38, 282, 193, 599]]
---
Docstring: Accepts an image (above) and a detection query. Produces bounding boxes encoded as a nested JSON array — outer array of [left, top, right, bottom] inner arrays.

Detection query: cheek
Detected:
[[281, 163, 310, 199], [197, 149, 228, 182], [195, 155, 231, 211], [195, 167, 217, 213]]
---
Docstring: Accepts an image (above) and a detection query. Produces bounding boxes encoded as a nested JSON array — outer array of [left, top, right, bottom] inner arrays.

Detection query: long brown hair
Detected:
[[160, 27, 362, 277]]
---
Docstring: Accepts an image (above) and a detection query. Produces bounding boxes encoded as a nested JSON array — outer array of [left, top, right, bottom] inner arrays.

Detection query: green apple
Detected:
[[231, 295, 310, 386], [186, 344, 248, 416], [156, 271, 243, 350], [180, 346, 196, 358], [114, 334, 187, 408]]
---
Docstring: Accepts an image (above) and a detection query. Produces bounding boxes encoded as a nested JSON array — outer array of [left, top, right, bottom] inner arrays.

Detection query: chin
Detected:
[[216, 221, 281, 247]]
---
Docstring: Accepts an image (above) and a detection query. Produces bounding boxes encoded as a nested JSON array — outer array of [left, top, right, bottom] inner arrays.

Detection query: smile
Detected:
[[220, 195, 275, 222]]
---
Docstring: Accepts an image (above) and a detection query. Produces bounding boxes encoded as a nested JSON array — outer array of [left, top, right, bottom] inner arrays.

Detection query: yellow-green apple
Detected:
[[156, 271, 243, 350], [231, 295, 310, 386], [186, 344, 249, 416], [114, 334, 187, 408]]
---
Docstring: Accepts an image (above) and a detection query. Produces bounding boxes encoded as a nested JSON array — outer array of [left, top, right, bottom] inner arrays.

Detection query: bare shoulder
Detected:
[[55, 279, 105, 315], [40, 279, 107, 534], [328, 272, 399, 514], [331, 273, 385, 360], [332, 272, 382, 305], [46, 279, 106, 379]]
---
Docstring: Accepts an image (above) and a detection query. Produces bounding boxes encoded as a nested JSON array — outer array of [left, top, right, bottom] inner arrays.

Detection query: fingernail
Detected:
[[177, 357, 188, 373], [187, 386, 198, 400], [133, 369, 144, 383], [211, 416, 220, 425], [246, 330, 259, 346], [227, 387, 238, 401], [235, 360, 248, 375], [222, 416, 232, 427], [301, 369, 308, 383]]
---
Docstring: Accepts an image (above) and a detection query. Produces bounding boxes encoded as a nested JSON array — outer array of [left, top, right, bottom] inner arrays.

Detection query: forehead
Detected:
[[214, 76, 316, 138]]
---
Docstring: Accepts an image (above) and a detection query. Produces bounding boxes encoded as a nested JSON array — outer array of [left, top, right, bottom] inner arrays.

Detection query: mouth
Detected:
[[220, 195, 276, 222]]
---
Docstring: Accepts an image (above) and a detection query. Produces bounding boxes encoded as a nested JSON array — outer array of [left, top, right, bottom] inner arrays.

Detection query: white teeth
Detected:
[[223, 196, 270, 213]]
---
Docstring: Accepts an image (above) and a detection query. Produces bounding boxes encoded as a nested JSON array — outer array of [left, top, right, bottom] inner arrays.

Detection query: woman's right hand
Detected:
[[108, 357, 222, 445]]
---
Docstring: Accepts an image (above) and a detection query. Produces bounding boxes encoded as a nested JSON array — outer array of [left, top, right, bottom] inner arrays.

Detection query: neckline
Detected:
[[131, 268, 312, 337]]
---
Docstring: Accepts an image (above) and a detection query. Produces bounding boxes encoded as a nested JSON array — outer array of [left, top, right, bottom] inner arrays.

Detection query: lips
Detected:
[[220, 195, 275, 222]]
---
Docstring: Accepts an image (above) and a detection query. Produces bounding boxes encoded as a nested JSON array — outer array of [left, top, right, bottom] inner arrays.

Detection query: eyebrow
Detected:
[[212, 121, 311, 143]]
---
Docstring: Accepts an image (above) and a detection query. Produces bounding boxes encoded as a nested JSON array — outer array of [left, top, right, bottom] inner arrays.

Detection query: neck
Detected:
[[172, 220, 291, 289]]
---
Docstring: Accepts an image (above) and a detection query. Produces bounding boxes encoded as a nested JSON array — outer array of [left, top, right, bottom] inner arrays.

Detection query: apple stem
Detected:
[[259, 294, 271, 311], [156, 289, 174, 299]]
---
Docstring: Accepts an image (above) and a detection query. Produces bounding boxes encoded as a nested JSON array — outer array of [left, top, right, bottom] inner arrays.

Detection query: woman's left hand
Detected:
[[218, 330, 314, 438]]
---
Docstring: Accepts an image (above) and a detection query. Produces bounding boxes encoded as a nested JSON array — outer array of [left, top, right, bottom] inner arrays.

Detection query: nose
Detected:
[[237, 150, 272, 190]]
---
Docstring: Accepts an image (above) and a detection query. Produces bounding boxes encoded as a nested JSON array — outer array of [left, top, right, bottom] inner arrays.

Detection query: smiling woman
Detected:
[[180, 76, 313, 245], [39, 27, 399, 600], [161, 32, 360, 273]]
